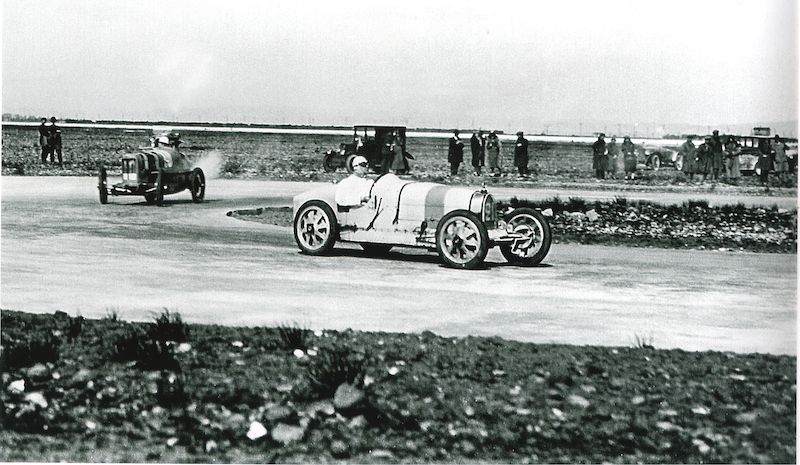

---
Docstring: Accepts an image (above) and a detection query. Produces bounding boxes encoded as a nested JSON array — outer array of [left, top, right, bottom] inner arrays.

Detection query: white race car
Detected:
[[292, 174, 552, 269]]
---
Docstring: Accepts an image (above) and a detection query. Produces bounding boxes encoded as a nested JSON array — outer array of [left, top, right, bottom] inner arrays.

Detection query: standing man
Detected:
[[679, 135, 697, 182], [514, 131, 530, 178], [486, 131, 502, 177], [606, 136, 620, 179], [592, 133, 607, 179], [448, 129, 464, 176], [48, 116, 63, 167], [772, 134, 789, 185], [470, 130, 485, 176], [695, 136, 713, 183], [710, 129, 724, 181], [621, 136, 637, 180], [38, 117, 50, 164], [380, 132, 393, 175]]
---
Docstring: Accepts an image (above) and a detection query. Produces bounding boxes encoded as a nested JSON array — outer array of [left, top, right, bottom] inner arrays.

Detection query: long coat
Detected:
[[606, 141, 620, 173], [514, 136, 529, 167], [486, 136, 501, 169], [679, 140, 697, 174], [470, 134, 485, 167], [592, 139, 607, 171], [448, 137, 464, 164]]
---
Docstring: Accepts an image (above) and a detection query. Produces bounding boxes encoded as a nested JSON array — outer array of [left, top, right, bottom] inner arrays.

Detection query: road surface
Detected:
[[1, 176, 796, 355]]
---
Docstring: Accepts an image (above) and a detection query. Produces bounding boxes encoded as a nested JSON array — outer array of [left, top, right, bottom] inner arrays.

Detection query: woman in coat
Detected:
[[679, 135, 697, 181], [485, 132, 501, 177], [724, 136, 740, 185]]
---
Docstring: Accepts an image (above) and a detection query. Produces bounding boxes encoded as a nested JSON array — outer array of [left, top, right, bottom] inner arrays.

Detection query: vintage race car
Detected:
[[292, 174, 552, 269], [98, 133, 205, 205]]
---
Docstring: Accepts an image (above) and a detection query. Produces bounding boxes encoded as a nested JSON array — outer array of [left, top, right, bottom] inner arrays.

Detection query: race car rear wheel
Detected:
[[155, 168, 165, 206], [98, 166, 108, 205], [499, 208, 552, 266], [190, 168, 206, 203], [345, 154, 357, 174], [435, 210, 489, 270], [294, 200, 338, 255], [650, 155, 661, 171]]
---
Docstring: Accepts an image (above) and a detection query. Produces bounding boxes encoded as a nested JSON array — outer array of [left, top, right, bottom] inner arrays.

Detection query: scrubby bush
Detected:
[[0, 333, 60, 369], [151, 308, 190, 343], [307, 347, 366, 397], [277, 323, 309, 351], [110, 326, 179, 371]]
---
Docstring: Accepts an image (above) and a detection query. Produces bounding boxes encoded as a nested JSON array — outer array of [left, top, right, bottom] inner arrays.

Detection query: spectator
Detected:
[[447, 129, 464, 176], [756, 137, 773, 188], [679, 135, 697, 182], [607, 136, 620, 179], [592, 133, 607, 179], [695, 136, 713, 183], [486, 131, 502, 177], [470, 130, 485, 176], [380, 132, 393, 175], [772, 134, 789, 186], [335, 155, 374, 208], [38, 117, 50, 164], [390, 131, 408, 174], [621, 136, 637, 180], [47, 116, 63, 167], [514, 131, 530, 177], [724, 135, 741, 185], [710, 129, 724, 181]]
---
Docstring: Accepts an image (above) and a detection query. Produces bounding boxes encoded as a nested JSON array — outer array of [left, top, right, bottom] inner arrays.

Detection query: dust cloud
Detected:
[[193, 150, 223, 179]]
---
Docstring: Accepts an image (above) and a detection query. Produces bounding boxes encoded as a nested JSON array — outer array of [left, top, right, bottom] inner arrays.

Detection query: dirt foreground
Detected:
[[1, 310, 795, 463]]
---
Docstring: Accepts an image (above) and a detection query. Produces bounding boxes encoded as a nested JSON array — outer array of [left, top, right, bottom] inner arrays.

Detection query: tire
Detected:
[[674, 154, 684, 171], [345, 154, 358, 174], [98, 166, 108, 205], [144, 193, 157, 204], [190, 168, 205, 203], [155, 168, 165, 206], [435, 210, 489, 269], [499, 208, 552, 266], [323, 152, 337, 173], [360, 243, 392, 255], [294, 200, 338, 255], [650, 155, 661, 171]]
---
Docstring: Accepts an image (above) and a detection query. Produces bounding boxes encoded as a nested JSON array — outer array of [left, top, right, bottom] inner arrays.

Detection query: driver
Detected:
[[335, 156, 374, 208]]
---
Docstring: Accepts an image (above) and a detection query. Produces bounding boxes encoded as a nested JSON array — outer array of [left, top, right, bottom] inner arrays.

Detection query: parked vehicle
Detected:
[[292, 174, 552, 269], [322, 125, 413, 174], [640, 145, 682, 171], [98, 133, 205, 205]]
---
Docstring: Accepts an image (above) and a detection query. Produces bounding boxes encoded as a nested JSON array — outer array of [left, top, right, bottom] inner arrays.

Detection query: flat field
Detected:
[[3, 126, 796, 191]]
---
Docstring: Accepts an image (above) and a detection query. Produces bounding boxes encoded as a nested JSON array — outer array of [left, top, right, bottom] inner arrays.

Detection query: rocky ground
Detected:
[[1, 310, 795, 463], [230, 196, 797, 254]]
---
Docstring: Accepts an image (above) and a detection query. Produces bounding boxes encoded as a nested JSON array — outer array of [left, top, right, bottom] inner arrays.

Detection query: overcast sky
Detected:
[[2, 0, 797, 133]]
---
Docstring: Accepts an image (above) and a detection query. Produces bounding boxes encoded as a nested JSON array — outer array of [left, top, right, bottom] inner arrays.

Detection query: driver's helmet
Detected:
[[157, 135, 170, 146], [352, 155, 368, 168]]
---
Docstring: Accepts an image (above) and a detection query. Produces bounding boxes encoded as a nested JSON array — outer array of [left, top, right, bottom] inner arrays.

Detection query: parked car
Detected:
[[292, 174, 552, 269], [323, 125, 413, 174], [640, 144, 682, 171], [98, 133, 205, 205]]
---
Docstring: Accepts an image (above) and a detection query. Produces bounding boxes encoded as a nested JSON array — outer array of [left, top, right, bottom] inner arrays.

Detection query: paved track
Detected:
[[1, 176, 795, 354]]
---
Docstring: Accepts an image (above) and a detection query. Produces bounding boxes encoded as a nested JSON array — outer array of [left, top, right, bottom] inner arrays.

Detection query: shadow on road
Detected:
[[318, 247, 554, 270]]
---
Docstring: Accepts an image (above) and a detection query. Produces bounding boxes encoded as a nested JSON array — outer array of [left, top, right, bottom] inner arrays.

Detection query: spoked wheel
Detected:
[[155, 168, 165, 206], [650, 155, 661, 171], [674, 154, 683, 171], [294, 200, 338, 255], [499, 208, 552, 266], [323, 153, 337, 173], [98, 166, 108, 204], [435, 210, 489, 269], [190, 168, 205, 203]]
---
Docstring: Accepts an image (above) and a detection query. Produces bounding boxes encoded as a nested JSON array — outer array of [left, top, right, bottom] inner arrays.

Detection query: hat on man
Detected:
[[516, 131, 524, 136], [50, 116, 57, 123]]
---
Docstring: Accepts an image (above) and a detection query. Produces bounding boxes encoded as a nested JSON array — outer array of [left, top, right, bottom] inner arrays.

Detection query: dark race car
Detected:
[[98, 132, 205, 205]]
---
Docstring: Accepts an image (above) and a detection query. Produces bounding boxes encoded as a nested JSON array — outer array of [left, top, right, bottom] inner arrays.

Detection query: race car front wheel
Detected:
[[190, 168, 206, 203], [435, 210, 489, 270], [499, 208, 552, 266], [294, 200, 338, 255], [155, 168, 165, 206]]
